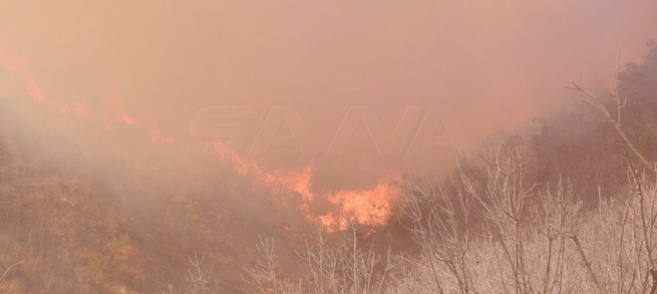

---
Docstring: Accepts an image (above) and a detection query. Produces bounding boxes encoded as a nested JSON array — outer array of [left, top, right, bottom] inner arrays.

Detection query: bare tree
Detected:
[[568, 58, 657, 292]]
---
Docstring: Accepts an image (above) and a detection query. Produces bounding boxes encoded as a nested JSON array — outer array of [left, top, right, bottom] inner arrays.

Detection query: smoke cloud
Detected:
[[0, 0, 656, 225]]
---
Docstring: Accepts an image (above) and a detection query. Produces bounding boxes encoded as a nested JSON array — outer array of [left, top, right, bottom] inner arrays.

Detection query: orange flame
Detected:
[[0, 46, 176, 146], [320, 177, 402, 230], [207, 142, 401, 230], [0, 48, 45, 102], [27, 74, 44, 102], [0, 46, 401, 232]]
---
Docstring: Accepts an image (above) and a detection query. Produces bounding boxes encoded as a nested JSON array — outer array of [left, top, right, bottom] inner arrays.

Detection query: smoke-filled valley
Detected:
[[0, 1, 657, 293]]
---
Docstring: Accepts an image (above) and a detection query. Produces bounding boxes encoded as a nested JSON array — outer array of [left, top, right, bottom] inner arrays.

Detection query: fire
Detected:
[[0, 47, 176, 146], [0, 46, 402, 232], [261, 165, 315, 201], [120, 114, 135, 125], [0, 46, 176, 146], [320, 177, 402, 230], [207, 142, 401, 230], [27, 74, 44, 102], [0, 48, 45, 102], [208, 142, 315, 200]]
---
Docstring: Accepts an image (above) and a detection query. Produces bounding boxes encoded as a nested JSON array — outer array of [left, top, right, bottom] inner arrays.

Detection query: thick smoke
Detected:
[[1, 0, 656, 292], [0, 0, 655, 221]]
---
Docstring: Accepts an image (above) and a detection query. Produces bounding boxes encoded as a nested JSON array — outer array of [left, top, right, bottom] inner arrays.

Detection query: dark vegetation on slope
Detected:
[[528, 41, 657, 201]]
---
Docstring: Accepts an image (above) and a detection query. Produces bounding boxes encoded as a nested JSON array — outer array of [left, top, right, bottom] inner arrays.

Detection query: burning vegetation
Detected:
[[0, 1, 656, 293]]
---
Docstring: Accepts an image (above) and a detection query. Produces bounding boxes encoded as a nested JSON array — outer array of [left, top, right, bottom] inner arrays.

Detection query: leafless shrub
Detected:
[[0, 261, 23, 294], [244, 217, 396, 294], [235, 61, 657, 294], [242, 235, 296, 294], [399, 137, 596, 294], [241, 135, 657, 293], [402, 169, 477, 293], [243, 137, 657, 293], [164, 253, 217, 294]]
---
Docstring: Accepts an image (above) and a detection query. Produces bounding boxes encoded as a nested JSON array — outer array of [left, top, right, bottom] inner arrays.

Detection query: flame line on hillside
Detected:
[[0, 46, 402, 232]]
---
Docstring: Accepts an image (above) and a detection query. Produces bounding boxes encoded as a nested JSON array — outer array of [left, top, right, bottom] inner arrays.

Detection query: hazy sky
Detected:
[[0, 0, 656, 181]]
